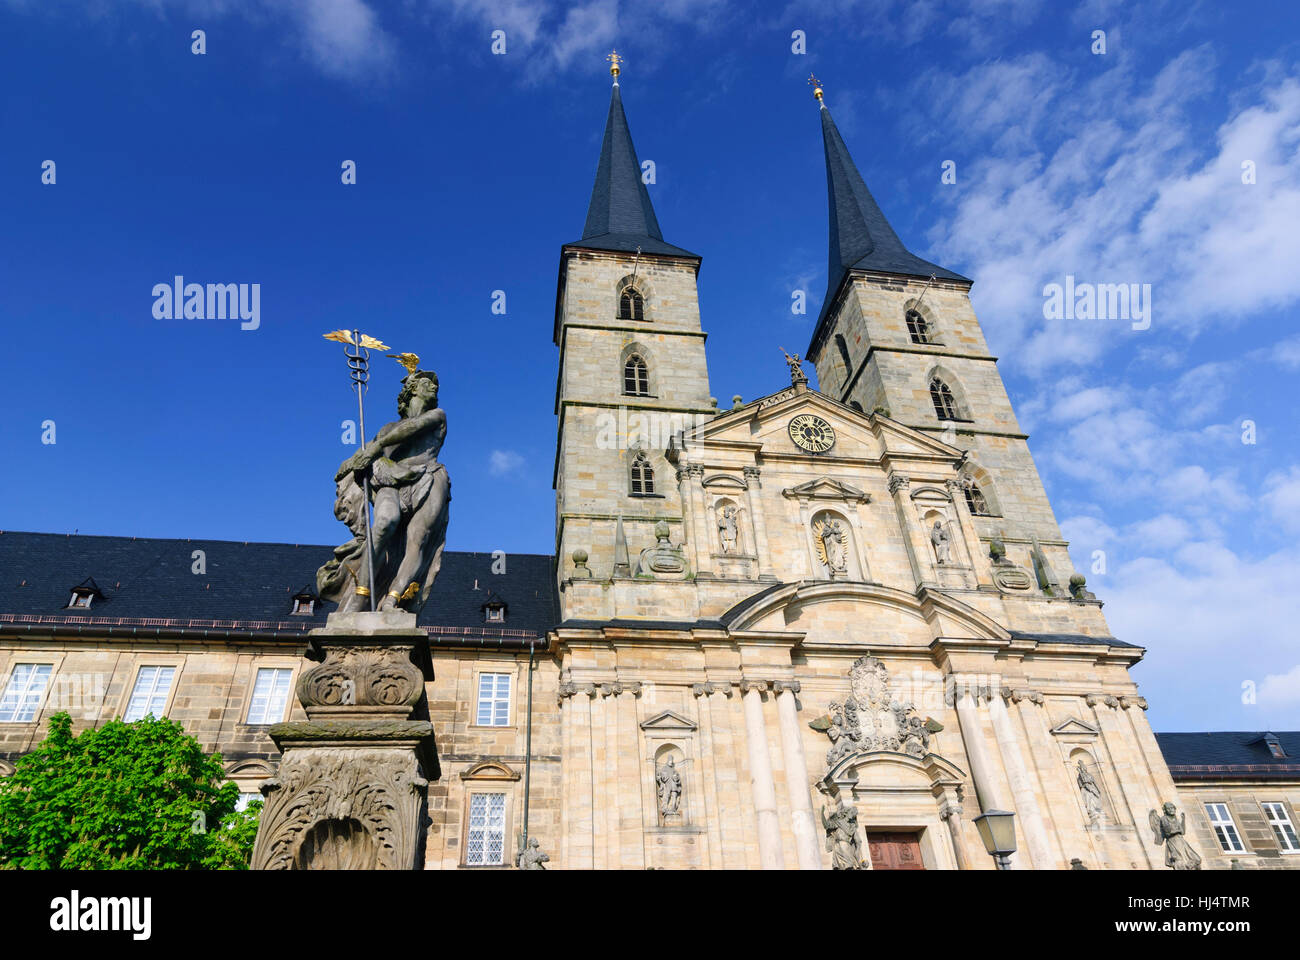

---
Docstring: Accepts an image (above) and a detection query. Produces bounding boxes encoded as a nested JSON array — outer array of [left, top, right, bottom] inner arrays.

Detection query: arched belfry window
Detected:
[[963, 478, 991, 516], [624, 354, 650, 396], [630, 453, 655, 495], [907, 310, 932, 344], [930, 377, 959, 421], [618, 287, 645, 321]]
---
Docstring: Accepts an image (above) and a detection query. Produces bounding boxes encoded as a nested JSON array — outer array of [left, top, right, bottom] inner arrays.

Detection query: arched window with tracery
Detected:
[[930, 377, 959, 420], [623, 354, 649, 396], [963, 478, 991, 516], [906, 310, 932, 344], [618, 287, 645, 321], [630, 453, 655, 495]]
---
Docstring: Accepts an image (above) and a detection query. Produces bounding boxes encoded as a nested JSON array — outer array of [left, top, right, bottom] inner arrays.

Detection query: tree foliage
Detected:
[[0, 713, 260, 869]]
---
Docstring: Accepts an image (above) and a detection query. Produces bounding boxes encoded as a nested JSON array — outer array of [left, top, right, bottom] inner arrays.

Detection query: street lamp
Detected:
[[973, 809, 1017, 870]]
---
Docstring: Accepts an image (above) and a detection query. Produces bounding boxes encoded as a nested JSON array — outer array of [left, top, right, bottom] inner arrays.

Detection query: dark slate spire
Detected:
[[566, 80, 697, 259], [812, 95, 968, 347]]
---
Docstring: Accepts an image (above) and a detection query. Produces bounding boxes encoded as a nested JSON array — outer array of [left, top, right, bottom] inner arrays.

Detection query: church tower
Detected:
[[553, 57, 714, 613], [804, 83, 1073, 588]]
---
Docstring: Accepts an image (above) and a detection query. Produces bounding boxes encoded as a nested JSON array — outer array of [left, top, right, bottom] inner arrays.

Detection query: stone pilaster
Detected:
[[773, 680, 820, 869], [991, 687, 1054, 869], [739, 678, 784, 869], [743, 466, 776, 581]]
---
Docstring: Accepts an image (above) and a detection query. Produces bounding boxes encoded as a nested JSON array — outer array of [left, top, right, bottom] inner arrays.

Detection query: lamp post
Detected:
[[973, 809, 1017, 870]]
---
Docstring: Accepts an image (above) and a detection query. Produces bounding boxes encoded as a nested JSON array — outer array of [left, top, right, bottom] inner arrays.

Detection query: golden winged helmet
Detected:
[[387, 352, 421, 376]]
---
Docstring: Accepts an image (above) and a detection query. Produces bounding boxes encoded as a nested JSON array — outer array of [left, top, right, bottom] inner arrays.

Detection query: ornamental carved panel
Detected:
[[297, 644, 425, 712]]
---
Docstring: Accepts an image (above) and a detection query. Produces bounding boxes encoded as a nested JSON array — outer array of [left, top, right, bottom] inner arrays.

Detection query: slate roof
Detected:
[[1155, 731, 1300, 779], [565, 83, 698, 260], [809, 101, 969, 360], [0, 531, 557, 640]]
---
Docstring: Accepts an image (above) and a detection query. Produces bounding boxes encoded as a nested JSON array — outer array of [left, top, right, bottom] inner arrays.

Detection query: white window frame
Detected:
[[245, 667, 294, 725], [1262, 802, 1300, 853], [1205, 802, 1245, 853], [475, 672, 512, 727], [465, 792, 507, 866], [0, 663, 54, 723], [123, 665, 176, 722]]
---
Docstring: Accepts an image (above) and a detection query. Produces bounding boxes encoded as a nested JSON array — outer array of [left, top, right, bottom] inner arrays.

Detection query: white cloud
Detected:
[[489, 449, 525, 476], [1262, 466, 1300, 532], [1260, 664, 1300, 708]]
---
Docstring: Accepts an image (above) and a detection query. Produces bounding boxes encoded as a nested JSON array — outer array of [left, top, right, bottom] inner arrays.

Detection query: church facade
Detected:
[[1, 72, 1298, 871]]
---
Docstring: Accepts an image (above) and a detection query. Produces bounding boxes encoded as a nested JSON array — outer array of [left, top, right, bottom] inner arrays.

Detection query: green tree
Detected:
[[0, 713, 260, 869]]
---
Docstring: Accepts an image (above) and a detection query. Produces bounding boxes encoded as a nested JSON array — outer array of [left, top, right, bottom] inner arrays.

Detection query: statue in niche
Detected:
[[821, 796, 863, 869], [517, 838, 549, 870], [318, 361, 451, 612], [1148, 801, 1202, 870], [812, 515, 848, 578], [633, 521, 690, 579], [1076, 759, 1104, 824], [718, 505, 739, 553], [931, 519, 951, 564], [656, 757, 683, 818]]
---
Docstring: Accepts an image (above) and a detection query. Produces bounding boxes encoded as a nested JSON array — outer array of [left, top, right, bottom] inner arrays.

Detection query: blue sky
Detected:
[[2, 0, 1299, 731]]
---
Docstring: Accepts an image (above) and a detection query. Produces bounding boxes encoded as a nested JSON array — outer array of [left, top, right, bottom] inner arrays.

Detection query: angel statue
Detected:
[[812, 516, 848, 578], [317, 352, 451, 613], [1149, 801, 1202, 870]]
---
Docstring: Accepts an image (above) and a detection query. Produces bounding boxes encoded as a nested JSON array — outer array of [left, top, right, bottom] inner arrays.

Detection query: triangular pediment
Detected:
[[1050, 718, 1100, 737], [683, 385, 882, 460], [782, 476, 870, 503], [640, 710, 697, 732]]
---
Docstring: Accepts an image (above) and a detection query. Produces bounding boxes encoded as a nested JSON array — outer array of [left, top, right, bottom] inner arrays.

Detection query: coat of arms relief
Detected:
[[810, 656, 943, 767]]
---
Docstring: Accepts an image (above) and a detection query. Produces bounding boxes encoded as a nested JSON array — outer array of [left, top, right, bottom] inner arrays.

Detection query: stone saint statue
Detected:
[[821, 797, 863, 869], [718, 505, 739, 553], [318, 366, 451, 613], [1149, 801, 1202, 870], [517, 837, 549, 870], [1076, 759, 1104, 824], [931, 519, 951, 564], [656, 758, 682, 817]]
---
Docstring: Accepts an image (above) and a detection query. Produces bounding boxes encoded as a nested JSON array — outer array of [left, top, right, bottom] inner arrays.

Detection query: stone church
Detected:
[[1, 70, 1297, 870]]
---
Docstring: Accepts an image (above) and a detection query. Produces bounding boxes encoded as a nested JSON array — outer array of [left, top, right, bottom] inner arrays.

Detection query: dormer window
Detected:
[[482, 593, 507, 624], [290, 589, 317, 616], [1265, 734, 1286, 759], [66, 578, 103, 610]]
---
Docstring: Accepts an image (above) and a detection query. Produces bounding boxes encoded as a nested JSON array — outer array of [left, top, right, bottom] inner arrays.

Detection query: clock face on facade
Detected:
[[788, 414, 836, 453]]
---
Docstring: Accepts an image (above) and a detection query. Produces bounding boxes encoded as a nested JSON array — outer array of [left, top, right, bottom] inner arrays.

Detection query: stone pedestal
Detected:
[[250, 610, 439, 870]]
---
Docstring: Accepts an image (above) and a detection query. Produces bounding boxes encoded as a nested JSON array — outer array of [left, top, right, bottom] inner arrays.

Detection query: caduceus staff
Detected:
[[323, 328, 390, 611]]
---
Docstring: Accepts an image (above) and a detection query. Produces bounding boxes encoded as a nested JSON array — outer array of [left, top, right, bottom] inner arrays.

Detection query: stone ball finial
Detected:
[[873, 405, 891, 417], [572, 549, 589, 565], [731, 394, 743, 410], [654, 520, 670, 541], [989, 538, 1006, 561], [708, 397, 718, 409]]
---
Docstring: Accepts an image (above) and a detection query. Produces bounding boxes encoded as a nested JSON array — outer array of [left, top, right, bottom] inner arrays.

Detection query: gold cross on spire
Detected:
[[807, 73, 824, 102], [607, 49, 623, 80]]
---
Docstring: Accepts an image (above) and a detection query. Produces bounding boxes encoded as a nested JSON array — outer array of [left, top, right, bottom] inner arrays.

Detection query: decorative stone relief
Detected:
[[298, 645, 425, 715], [988, 538, 1033, 592], [633, 520, 691, 579], [253, 747, 428, 870], [809, 656, 941, 765]]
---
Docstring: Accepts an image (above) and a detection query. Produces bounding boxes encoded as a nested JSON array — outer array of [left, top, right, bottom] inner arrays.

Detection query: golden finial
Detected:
[[808, 73, 824, 102], [607, 49, 623, 81], [323, 329, 390, 351]]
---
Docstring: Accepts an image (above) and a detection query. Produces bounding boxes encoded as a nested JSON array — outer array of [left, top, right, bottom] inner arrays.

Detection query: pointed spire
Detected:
[[613, 515, 631, 577], [810, 87, 968, 354], [566, 55, 697, 259]]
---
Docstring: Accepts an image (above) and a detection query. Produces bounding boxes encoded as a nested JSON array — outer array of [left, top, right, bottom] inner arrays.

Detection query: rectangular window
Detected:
[[0, 663, 53, 723], [1205, 802, 1245, 852], [476, 672, 511, 726], [1262, 802, 1300, 852], [123, 665, 176, 721], [246, 668, 294, 725], [465, 792, 506, 866]]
